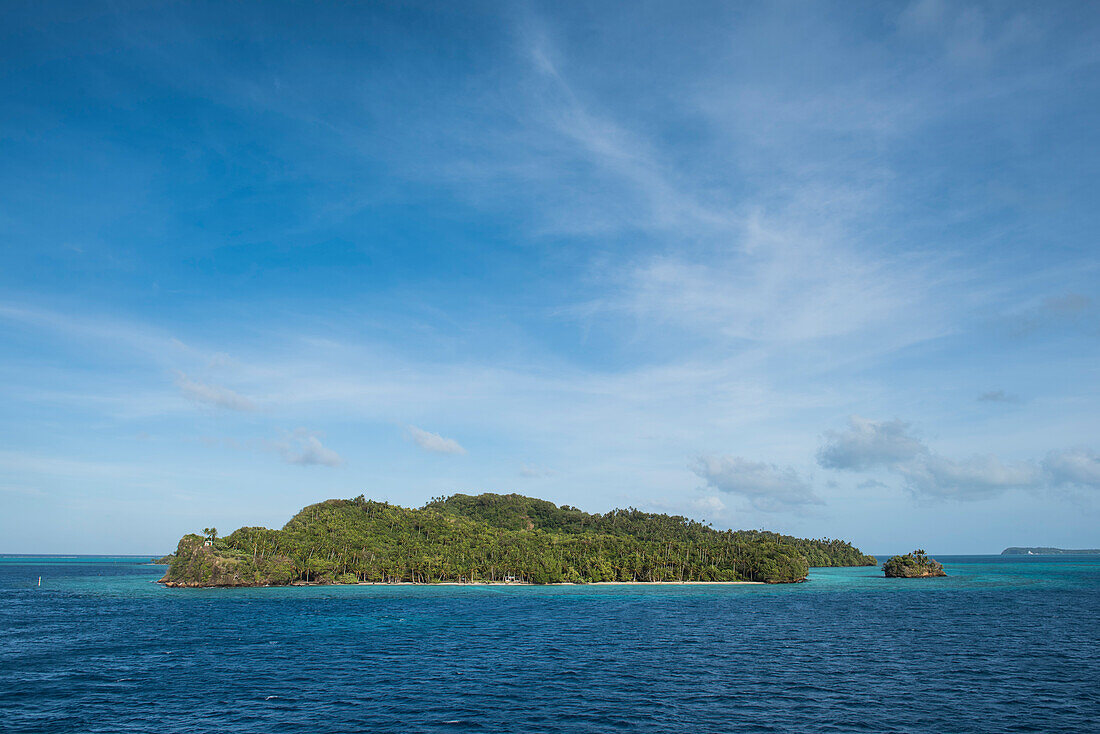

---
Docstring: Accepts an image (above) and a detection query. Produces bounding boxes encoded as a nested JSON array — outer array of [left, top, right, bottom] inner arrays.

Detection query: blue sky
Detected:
[[2, 0, 1098, 554]]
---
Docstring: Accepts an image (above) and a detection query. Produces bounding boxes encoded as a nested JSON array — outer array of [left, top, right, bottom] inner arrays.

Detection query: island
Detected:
[[883, 549, 946, 578], [1001, 547, 1100, 555], [158, 492, 878, 587]]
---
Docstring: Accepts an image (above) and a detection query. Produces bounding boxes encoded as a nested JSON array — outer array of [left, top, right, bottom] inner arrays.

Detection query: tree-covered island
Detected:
[[1001, 547, 1100, 555], [883, 550, 947, 578], [159, 493, 877, 587]]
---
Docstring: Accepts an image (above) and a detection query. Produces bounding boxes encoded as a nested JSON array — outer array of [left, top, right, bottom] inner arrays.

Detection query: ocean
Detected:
[[1, 555, 1097, 733]]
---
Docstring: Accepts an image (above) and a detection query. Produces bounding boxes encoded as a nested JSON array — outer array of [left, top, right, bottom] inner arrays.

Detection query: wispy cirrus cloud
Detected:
[[898, 0, 1034, 66], [174, 371, 256, 412], [519, 463, 554, 478], [977, 390, 1018, 403], [487, 27, 958, 369]]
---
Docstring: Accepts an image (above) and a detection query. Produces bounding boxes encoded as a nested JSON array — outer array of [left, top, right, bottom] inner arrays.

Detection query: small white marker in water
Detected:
[[38, 576, 42, 587]]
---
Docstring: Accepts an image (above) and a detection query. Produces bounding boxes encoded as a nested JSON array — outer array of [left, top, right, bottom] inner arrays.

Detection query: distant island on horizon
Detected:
[[158, 493, 878, 587], [1002, 547, 1100, 555]]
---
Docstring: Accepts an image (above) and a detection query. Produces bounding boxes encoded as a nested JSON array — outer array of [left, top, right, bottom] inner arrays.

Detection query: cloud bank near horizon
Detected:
[[817, 416, 1100, 500]]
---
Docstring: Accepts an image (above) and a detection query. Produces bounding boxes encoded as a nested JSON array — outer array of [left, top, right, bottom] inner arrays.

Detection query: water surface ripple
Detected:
[[1, 555, 1097, 733]]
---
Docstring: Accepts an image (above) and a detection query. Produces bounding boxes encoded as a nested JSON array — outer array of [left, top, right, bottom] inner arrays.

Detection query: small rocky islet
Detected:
[[883, 549, 947, 578]]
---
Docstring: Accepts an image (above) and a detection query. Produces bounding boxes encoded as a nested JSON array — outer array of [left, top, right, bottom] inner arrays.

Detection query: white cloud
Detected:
[[819, 417, 1100, 501], [406, 426, 466, 455], [643, 493, 729, 523], [275, 430, 342, 467], [817, 416, 927, 470], [688, 495, 726, 515], [1043, 448, 1100, 489], [900, 454, 1044, 499], [691, 455, 820, 512], [817, 415, 1042, 500], [620, 222, 933, 346], [174, 371, 256, 412]]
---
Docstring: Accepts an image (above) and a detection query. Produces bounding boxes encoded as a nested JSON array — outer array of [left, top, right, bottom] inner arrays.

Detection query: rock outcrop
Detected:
[[159, 534, 295, 587]]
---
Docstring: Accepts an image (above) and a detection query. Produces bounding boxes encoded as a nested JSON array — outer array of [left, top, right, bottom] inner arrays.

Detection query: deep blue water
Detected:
[[1, 555, 1098, 733]]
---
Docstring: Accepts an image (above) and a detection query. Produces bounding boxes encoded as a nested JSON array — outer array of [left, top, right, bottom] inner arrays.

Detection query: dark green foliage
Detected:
[[426, 493, 878, 567], [883, 549, 946, 578], [728, 530, 879, 568], [161, 533, 297, 587], [162, 493, 877, 587]]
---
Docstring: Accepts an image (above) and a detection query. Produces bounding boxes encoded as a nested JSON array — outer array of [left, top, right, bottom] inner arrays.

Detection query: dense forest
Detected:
[[160, 492, 877, 587]]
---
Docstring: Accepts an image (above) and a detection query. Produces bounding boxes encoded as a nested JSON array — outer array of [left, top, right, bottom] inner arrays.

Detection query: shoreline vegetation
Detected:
[[159, 493, 877, 588], [156, 579, 768, 588]]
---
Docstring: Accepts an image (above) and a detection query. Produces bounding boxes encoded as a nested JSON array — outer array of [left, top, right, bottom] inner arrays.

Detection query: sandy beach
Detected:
[[351, 580, 767, 586]]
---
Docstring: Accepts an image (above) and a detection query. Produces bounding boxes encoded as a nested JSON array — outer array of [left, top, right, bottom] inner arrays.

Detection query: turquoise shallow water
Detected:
[[1, 555, 1098, 732]]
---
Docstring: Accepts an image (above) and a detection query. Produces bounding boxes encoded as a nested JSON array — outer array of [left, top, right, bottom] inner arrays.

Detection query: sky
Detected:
[[1, 0, 1098, 554]]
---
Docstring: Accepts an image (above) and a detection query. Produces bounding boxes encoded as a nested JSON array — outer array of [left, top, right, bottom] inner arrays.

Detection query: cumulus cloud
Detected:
[[1043, 448, 1100, 489], [691, 455, 821, 512], [643, 493, 730, 524], [175, 371, 256, 412], [688, 495, 727, 515], [819, 416, 1100, 501], [817, 416, 927, 470], [406, 426, 466, 455], [276, 429, 343, 467], [900, 454, 1044, 499], [817, 415, 1037, 499]]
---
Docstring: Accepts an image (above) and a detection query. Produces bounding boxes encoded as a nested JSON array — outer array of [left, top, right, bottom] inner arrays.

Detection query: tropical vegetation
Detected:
[[160, 492, 877, 587], [882, 549, 946, 578]]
